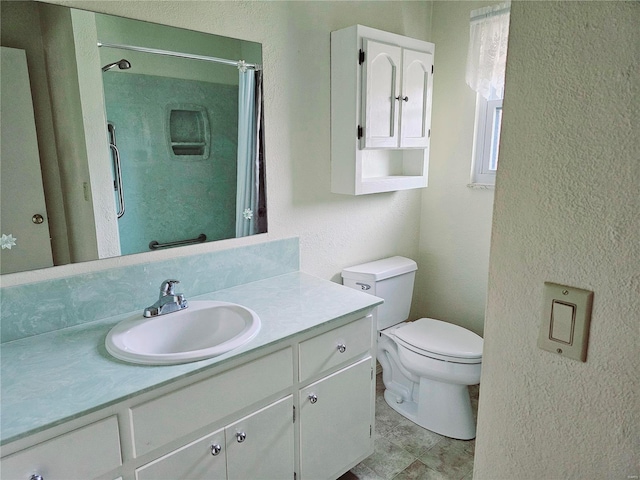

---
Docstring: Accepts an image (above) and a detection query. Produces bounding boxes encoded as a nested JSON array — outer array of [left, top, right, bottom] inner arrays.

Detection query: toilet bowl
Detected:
[[342, 256, 483, 440], [379, 319, 482, 440]]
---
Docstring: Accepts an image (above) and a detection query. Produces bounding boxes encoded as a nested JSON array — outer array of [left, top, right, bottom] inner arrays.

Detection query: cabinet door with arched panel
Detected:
[[400, 48, 433, 148], [362, 39, 402, 149]]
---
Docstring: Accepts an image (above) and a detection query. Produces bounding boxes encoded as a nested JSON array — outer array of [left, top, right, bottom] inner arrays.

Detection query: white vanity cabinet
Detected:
[[331, 25, 435, 195], [1, 312, 376, 480]]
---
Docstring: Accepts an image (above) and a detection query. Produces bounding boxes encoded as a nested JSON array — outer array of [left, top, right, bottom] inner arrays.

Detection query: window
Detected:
[[465, 2, 510, 186], [471, 89, 503, 185]]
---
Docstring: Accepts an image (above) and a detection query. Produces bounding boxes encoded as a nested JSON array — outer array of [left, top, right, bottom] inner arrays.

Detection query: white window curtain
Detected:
[[465, 2, 511, 100]]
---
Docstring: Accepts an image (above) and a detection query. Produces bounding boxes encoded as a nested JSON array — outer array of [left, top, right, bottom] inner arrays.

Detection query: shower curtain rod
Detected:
[[470, 4, 510, 21], [97, 42, 261, 70]]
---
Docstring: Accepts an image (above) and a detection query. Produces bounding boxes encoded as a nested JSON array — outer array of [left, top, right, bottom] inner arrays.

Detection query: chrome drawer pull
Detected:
[[236, 432, 246, 443], [308, 393, 318, 404], [337, 344, 347, 353], [211, 443, 222, 456]]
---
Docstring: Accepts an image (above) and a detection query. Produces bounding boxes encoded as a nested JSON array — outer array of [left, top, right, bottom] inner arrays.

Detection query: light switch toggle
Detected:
[[538, 282, 593, 362], [550, 300, 575, 344]]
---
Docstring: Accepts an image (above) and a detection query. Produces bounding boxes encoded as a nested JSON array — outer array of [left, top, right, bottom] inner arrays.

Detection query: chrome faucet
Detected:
[[144, 279, 188, 317]]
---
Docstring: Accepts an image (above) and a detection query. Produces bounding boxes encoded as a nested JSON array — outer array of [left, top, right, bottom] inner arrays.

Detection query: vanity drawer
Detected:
[[130, 347, 293, 457], [299, 315, 373, 381], [1, 416, 121, 480]]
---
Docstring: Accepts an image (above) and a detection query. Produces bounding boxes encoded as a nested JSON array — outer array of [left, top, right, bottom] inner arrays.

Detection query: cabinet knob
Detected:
[[30, 476, 44, 480], [210, 443, 222, 456], [395, 95, 409, 102], [308, 393, 318, 404], [337, 343, 347, 353], [236, 432, 246, 443]]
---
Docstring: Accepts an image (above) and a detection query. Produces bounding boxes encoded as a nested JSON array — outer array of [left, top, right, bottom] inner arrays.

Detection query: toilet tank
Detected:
[[342, 256, 417, 330]]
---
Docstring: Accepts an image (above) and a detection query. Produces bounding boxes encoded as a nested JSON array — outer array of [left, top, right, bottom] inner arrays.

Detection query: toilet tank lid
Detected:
[[342, 256, 417, 282]]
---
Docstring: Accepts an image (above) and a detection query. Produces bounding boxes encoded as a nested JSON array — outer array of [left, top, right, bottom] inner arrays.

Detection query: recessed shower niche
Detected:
[[167, 105, 211, 160]]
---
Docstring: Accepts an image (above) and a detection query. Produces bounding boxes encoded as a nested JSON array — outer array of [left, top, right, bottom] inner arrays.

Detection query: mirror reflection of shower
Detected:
[[99, 40, 265, 255], [101, 59, 131, 72]]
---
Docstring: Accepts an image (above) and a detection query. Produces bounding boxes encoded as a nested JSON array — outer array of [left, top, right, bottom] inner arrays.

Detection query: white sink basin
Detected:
[[105, 301, 261, 365]]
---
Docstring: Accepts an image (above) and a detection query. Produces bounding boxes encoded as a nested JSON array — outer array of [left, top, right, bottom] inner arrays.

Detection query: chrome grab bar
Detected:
[[107, 123, 125, 219], [149, 233, 207, 250]]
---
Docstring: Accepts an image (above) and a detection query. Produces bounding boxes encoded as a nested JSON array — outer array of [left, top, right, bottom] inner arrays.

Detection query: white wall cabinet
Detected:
[[331, 25, 435, 195], [1, 315, 375, 480]]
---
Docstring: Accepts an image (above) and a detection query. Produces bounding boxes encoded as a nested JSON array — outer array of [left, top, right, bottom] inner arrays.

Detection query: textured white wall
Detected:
[[7, 0, 431, 288], [415, 1, 495, 335], [475, 2, 639, 478]]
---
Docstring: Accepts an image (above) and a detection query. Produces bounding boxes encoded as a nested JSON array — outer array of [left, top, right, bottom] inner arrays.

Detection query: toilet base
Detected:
[[383, 376, 476, 440]]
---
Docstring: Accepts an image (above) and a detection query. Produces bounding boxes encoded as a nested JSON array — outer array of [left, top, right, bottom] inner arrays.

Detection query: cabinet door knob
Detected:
[[30, 476, 44, 480], [308, 393, 318, 404], [236, 432, 246, 443], [337, 343, 347, 353], [395, 95, 409, 102], [210, 443, 222, 456]]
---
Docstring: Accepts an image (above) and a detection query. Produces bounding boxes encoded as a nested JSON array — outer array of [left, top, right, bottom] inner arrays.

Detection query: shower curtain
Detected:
[[235, 68, 264, 237]]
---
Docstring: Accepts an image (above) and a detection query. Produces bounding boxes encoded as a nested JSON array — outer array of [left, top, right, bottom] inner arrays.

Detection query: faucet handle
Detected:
[[160, 279, 180, 296]]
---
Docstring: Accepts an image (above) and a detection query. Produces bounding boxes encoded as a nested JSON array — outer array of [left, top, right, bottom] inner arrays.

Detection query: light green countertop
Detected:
[[0, 272, 382, 445]]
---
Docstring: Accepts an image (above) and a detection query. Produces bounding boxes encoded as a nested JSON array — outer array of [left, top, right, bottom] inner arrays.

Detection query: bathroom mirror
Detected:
[[0, 1, 267, 275]]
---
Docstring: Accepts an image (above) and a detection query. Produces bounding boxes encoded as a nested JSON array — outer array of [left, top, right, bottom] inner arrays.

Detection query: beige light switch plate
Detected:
[[538, 282, 594, 362]]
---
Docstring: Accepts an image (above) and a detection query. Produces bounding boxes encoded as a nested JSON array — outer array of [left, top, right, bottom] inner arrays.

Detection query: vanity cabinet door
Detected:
[[225, 395, 294, 480], [135, 428, 226, 480], [299, 358, 373, 480], [399, 48, 433, 148]]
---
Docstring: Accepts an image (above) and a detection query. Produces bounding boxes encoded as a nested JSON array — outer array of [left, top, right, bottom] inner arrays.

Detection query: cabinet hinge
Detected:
[[371, 367, 374, 380], [359, 49, 365, 65], [293, 405, 296, 423], [357, 125, 363, 139], [428, 129, 431, 138], [370, 425, 372, 437], [432, 64, 434, 74], [294, 472, 297, 480]]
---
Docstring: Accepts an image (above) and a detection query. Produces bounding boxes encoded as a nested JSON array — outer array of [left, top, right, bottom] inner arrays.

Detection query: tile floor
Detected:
[[339, 374, 479, 480]]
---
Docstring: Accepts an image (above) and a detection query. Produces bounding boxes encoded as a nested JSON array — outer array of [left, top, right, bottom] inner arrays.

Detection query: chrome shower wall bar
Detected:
[[97, 42, 261, 70]]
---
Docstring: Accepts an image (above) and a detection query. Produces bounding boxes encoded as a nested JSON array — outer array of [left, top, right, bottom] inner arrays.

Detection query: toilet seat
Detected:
[[394, 318, 483, 364]]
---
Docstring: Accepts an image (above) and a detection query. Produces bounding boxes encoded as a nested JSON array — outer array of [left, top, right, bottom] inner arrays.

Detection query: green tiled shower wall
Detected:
[[103, 72, 238, 255], [0, 238, 299, 343]]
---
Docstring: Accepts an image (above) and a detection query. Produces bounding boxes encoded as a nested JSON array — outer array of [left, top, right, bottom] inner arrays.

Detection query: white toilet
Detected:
[[342, 256, 483, 440]]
